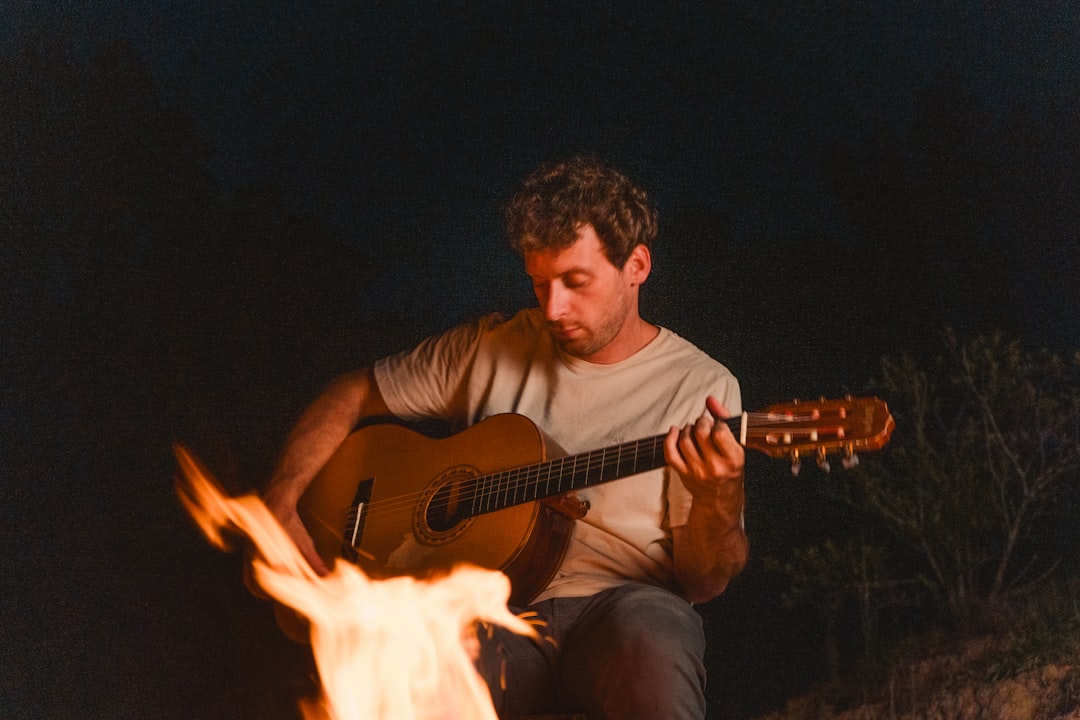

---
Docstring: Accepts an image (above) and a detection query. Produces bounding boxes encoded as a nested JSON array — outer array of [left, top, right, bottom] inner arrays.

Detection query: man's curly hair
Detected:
[[504, 155, 658, 268]]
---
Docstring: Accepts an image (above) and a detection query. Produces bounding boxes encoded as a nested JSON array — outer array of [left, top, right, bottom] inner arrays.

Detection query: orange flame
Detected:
[[174, 446, 535, 720]]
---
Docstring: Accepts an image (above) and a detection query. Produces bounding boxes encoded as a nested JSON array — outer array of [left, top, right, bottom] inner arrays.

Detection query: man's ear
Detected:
[[625, 244, 652, 285]]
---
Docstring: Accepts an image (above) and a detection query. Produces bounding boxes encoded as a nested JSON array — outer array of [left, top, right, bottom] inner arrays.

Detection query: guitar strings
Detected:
[[355, 434, 670, 523], [351, 412, 839, 522], [356, 412, 848, 521]]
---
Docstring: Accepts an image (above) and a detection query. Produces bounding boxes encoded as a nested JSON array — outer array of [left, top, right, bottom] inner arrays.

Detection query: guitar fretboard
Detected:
[[465, 414, 743, 516], [469, 434, 668, 515]]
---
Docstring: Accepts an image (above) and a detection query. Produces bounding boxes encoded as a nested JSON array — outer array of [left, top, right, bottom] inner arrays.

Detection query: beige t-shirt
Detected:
[[374, 308, 741, 601]]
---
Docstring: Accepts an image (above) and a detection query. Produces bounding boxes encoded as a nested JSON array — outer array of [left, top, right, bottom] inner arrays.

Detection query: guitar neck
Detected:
[[468, 417, 743, 516], [464, 395, 895, 517]]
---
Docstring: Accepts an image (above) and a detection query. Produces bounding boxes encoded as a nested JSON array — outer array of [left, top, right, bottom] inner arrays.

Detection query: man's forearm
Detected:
[[263, 367, 388, 507], [672, 491, 749, 604]]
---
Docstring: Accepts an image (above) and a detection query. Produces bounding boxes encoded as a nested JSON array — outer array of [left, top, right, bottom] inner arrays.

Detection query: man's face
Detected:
[[523, 224, 646, 363]]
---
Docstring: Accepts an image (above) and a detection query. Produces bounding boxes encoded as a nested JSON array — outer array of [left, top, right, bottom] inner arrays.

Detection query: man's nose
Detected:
[[542, 284, 568, 321]]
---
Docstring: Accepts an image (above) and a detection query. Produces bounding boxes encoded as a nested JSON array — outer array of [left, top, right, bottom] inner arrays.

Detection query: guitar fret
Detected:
[[481, 471, 492, 512], [520, 464, 531, 503], [492, 471, 502, 511], [497, 470, 507, 510], [486, 473, 496, 512], [475, 475, 483, 513], [523, 466, 531, 504]]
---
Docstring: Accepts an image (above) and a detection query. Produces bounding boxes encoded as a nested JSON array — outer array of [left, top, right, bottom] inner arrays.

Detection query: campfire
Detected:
[[174, 446, 536, 720]]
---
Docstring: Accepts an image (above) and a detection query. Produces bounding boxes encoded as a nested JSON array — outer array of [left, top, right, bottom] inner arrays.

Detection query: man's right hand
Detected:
[[244, 489, 332, 600], [264, 489, 331, 576], [278, 506, 331, 576]]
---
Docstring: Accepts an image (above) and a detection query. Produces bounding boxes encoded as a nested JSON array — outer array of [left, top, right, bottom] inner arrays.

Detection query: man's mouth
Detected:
[[549, 324, 580, 341]]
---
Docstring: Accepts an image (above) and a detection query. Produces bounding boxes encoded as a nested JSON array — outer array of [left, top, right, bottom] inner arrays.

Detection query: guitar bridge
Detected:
[[342, 478, 373, 562]]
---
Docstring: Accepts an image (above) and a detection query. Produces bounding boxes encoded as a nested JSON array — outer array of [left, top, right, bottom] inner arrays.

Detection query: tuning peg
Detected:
[[816, 447, 831, 473], [842, 448, 859, 470], [789, 450, 801, 477]]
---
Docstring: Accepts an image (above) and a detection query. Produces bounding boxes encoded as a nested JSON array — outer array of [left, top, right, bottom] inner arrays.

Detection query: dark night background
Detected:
[[3, 2, 1079, 719]]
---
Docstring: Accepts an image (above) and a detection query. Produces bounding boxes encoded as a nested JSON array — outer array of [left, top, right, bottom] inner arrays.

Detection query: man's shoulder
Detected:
[[654, 327, 735, 376], [425, 308, 542, 346], [422, 308, 548, 365], [480, 306, 543, 329], [473, 307, 546, 341]]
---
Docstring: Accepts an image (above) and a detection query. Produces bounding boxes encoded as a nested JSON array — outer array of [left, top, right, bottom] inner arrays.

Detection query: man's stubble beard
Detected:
[[549, 290, 634, 360]]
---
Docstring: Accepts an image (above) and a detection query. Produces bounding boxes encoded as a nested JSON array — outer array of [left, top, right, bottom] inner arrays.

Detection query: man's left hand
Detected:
[[664, 395, 745, 507]]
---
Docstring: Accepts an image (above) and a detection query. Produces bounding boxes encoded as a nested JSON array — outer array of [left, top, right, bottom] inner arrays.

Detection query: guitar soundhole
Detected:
[[415, 465, 479, 544], [426, 479, 472, 532]]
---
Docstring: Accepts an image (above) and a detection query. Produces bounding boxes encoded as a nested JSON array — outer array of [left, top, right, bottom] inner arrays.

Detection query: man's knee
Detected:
[[566, 586, 705, 680], [560, 585, 707, 719], [596, 584, 705, 659], [476, 621, 557, 716]]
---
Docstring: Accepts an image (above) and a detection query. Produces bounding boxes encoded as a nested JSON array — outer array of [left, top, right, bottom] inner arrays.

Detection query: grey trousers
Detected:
[[477, 583, 707, 719]]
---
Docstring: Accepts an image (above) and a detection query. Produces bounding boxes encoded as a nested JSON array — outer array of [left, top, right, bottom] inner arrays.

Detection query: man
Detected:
[[262, 155, 748, 719]]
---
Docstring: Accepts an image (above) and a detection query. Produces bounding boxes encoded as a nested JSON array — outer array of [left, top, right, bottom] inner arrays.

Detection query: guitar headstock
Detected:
[[742, 396, 894, 474]]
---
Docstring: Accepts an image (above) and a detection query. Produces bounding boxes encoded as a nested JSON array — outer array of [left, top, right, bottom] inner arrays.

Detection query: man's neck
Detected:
[[584, 316, 660, 365]]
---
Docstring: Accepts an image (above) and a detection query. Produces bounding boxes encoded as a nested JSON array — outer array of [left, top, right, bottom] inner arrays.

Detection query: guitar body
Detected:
[[297, 413, 573, 607]]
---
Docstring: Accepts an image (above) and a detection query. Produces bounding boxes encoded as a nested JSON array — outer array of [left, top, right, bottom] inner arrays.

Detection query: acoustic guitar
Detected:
[[296, 396, 895, 608]]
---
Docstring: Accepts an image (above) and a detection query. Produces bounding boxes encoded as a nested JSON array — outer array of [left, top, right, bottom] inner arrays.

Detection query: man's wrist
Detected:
[[262, 479, 301, 513]]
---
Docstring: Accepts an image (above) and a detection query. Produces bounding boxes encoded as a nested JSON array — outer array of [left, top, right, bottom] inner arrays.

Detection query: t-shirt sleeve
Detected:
[[373, 318, 490, 422], [666, 370, 742, 528]]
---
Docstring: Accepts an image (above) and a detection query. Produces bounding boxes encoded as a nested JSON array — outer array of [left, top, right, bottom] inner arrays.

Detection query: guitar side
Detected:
[[297, 414, 572, 606]]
